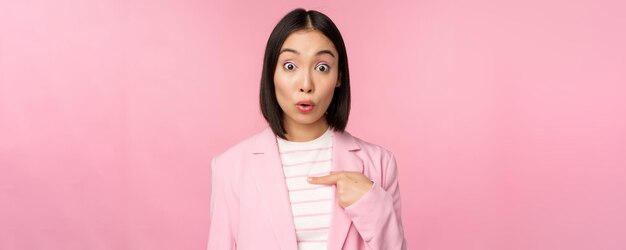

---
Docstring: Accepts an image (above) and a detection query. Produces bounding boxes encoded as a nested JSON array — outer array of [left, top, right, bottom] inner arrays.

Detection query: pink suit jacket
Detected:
[[208, 127, 407, 249]]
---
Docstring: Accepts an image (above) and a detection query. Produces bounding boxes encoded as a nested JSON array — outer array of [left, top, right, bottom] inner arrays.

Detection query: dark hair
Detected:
[[259, 8, 351, 140]]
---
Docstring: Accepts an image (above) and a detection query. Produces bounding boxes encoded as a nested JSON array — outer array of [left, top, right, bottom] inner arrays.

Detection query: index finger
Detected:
[[307, 174, 339, 185]]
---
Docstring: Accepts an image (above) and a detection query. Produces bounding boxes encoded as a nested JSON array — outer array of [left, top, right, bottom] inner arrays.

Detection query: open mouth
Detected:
[[296, 102, 315, 113]]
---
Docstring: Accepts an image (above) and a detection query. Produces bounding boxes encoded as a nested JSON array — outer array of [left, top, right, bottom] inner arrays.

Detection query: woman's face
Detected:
[[274, 29, 340, 129]]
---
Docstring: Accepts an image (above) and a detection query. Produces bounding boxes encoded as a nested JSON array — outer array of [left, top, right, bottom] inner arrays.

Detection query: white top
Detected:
[[276, 127, 333, 250]]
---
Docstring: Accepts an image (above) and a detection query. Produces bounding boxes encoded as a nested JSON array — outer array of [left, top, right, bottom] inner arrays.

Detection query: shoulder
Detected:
[[209, 129, 269, 197], [213, 128, 273, 162], [343, 130, 395, 164], [336, 131, 395, 172], [342, 131, 399, 188], [210, 128, 270, 188]]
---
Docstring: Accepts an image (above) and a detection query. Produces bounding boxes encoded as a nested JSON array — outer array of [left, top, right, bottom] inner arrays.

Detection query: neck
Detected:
[[283, 116, 329, 142]]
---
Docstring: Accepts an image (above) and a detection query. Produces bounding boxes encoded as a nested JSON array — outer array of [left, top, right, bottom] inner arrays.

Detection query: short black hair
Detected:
[[259, 8, 351, 140]]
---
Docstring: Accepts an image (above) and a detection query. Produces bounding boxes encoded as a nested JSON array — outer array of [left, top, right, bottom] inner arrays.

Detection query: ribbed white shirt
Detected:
[[276, 127, 333, 250]]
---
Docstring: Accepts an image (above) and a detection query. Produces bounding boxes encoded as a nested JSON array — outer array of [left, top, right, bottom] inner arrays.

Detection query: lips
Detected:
[[296, 100, 315, 107], [296, 100, 315, 113]]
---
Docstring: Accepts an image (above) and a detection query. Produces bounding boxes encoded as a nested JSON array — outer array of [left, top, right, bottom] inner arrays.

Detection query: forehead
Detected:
[[280, 29, 337, 54]]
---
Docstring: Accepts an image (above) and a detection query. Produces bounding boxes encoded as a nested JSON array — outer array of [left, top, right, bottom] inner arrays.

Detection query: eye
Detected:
[[283, 62, 297, 71], [315, 63, 330, 72]]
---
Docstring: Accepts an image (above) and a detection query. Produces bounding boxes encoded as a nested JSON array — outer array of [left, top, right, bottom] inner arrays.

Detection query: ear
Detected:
[[336, 73, 342, 88]]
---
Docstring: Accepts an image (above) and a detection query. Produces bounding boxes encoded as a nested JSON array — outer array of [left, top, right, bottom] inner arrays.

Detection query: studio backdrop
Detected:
[[1, 0, 625, 249]]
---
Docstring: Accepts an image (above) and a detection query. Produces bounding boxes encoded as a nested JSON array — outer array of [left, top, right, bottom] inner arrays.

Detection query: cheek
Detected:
[[274, 69, 292, 91], [273, 72, 292, 107], [318, 74, 338, 99], [321, 88, 336, 106]]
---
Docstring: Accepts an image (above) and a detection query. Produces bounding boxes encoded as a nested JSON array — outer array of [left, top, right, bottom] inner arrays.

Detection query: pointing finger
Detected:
[[308, 174, 339, 185]]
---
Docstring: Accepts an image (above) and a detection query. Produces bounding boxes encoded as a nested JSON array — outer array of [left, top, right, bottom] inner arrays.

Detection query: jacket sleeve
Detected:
[[344, 152, 408, 250], [207, 157, 239, 250]]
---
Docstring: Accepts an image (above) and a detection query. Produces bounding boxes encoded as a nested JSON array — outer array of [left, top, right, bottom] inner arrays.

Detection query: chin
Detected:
[[290, 113, 324, 125]]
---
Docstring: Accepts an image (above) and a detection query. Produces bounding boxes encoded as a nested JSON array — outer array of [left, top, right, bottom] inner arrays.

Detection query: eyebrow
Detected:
[[279, 48, 336, 58]]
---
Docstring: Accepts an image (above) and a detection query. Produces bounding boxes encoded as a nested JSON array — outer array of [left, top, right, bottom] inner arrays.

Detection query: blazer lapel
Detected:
[[250, 128, 298, 250], [250, 127, 363, 250], [327, 129, 363, 250]]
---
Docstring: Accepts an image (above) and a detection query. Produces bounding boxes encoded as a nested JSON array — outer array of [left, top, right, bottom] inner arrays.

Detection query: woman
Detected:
[[208, 8, 407, 250]]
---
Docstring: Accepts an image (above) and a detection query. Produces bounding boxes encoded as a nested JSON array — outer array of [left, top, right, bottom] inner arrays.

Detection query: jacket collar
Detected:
[[250, 127, 363, 250], [251, 126, 360, 153]]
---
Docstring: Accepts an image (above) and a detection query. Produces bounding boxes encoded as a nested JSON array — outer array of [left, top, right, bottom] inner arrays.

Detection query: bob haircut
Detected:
[[259, 8, 351, 140]]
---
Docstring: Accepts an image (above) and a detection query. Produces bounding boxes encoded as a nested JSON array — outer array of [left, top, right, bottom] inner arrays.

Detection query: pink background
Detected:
[[1, 0, 625, 249]]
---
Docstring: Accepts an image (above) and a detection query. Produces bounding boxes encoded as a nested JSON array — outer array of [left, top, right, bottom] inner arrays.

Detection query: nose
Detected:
[[299, 70, 314, 93]]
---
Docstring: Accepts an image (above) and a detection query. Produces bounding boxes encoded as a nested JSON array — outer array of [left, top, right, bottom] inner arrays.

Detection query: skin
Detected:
[[274, 28, 338, 143], [274, 28, 373, 208], [308, 171, 374, 209]]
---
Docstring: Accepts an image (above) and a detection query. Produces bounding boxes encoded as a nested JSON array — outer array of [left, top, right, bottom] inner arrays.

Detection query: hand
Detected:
[[308, 171, 374, 208]]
